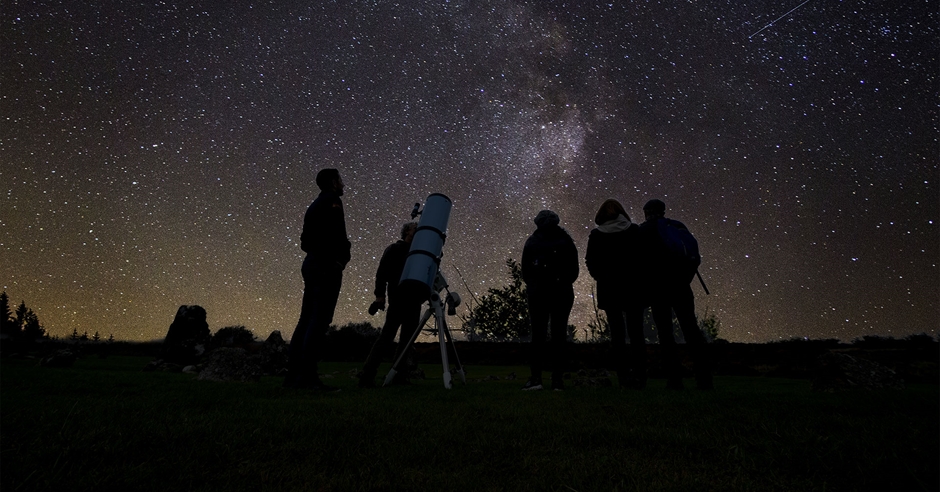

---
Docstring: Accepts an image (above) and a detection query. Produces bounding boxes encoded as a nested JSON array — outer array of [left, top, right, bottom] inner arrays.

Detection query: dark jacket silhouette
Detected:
[[373, 240, 410, 303], [585, 201, 647, 389], [285, 170, 350, 391], [300, 189, 351, 271], [585, 216, 642, 310], [520, 210, 579, 391], [638, 198, 712, 390]]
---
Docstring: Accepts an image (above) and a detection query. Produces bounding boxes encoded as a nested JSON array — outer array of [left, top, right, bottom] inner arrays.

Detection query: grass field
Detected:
[[1, 355, 937, 491]]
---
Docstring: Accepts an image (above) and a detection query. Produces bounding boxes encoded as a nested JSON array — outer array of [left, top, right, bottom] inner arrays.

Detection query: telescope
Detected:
[[398, 193, 452, 303], [385, 193, 466, 389]]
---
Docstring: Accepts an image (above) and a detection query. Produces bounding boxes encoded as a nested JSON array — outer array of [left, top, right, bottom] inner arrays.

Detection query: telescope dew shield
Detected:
[[399, 193, 452, 302]]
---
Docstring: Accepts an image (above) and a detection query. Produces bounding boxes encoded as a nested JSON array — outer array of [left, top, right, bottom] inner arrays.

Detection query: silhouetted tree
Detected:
[[21, 309, 45, 341], [0, 292, 14, 337], [92, 331, 101, 343], [699, 308, 725, 343], [461, 258, 530, 341], [69, 328, 80, 342], [13, 301, 28, 334]]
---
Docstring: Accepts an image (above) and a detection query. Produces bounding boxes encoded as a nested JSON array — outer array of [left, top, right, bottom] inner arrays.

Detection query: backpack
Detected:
[[656, 218, 701, 274], [526, 231, 571, 284]]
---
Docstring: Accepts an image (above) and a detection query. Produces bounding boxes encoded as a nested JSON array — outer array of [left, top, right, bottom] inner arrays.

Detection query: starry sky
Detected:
[[2, 0, 937, 343]]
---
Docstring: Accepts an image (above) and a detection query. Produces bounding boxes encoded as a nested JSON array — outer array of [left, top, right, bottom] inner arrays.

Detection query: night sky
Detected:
[[2, 1, 937, 343]]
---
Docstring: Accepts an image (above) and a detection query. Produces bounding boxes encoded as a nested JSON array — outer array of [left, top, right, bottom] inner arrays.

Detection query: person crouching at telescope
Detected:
[[521, 210, 580, 391], [359, 222, 422, 388]]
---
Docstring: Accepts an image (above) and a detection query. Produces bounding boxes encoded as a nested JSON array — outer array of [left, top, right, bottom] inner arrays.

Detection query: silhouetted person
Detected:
[[639, 199, 712, 390], [585, 199, 647, 389], [359, 222, 422, 388], [521, 210, 579, 391], [284, 168, 351, 391]]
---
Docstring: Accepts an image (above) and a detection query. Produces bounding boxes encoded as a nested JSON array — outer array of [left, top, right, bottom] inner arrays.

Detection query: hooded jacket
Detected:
[[585, 214, 642, 310]]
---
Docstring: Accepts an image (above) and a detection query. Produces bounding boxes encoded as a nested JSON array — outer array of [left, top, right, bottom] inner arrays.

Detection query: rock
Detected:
[[39, 349, 77, 368], [812, 352, 905, 392], [253, 330, 288, 376], [142, 359, 183, 372], [573, 377, 613, 388], [197, 347, 262, 382], [162, 305, 211, 364]]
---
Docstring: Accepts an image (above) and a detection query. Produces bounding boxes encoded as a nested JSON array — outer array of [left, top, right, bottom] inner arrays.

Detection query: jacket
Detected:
[[299, 190, 352, 270]]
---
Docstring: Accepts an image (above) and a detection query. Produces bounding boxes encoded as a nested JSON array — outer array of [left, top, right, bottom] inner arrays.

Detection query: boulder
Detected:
[[162, 305, 210, 364], [253, 330, 288, 376], [812, 351, 905, 392], [142, 359, 183, 372], [197, 347, 262, 382], [39, 349, 77, 368]]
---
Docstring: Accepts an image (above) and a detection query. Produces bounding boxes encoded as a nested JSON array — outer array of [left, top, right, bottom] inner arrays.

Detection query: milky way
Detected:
[[2, 1, 937, 343]]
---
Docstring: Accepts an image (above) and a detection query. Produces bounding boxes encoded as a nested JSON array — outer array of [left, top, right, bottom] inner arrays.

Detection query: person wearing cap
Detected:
[[284, 168, 351, 392], [639, 199, 713, 390], [520, 210, 580, 391], [585, 199, 647, 389], [358, 221, 421, 388]]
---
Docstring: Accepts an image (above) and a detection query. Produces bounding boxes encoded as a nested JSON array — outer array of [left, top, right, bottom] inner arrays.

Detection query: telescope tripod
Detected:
[[383, 272, 466, 389]]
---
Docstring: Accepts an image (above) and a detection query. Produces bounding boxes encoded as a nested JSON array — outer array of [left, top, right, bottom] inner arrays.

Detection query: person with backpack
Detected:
[[520, 210, 580, 391], [585, 199, 647, 389], [639, 199, 713, 390]]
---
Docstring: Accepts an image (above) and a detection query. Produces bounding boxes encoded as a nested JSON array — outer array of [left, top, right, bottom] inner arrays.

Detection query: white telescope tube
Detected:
[[398, 193, 452, 302]]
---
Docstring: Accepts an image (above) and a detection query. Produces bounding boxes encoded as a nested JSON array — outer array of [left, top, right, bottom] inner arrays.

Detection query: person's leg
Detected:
[[360, 302, 405, 386], [606, 307, 629, 384], [303, 268, 342, 383], [672, 283, 712, 389], [652, 301, 682, 389], [526, 291, 549, 388], [624, 303, 647, 389], [394, 300, 423, 374], [549, 286, 574, 390], [286, 257, 317, 387]]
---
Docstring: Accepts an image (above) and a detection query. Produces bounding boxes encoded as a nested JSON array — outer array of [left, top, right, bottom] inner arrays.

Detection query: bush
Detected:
[[461, 259, 530, 342], [209, 325, 256, 349]]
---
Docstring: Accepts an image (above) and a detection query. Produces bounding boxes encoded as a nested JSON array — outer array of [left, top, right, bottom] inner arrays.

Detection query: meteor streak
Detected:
[[748, 0, 813, 39]]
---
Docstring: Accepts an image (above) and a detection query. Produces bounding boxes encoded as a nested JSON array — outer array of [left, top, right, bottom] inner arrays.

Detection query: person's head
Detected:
[[643, 199, 666, 221], [400, 222, 418, 243], [533, 210, 560, 229], [594, 199, 630, 225], [315, 168, 344, 195]]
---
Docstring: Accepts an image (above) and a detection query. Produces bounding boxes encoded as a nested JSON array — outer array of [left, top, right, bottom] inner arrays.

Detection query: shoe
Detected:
[[551, 381, 565, 392], [666, 377, 685, 390], [521, 378, 543, 391]]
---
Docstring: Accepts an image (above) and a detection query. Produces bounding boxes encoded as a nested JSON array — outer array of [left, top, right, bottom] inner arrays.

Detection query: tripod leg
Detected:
[[383, 306, 432, 387], [441, 318, 466, 384], [433, 300, 453, 389]]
